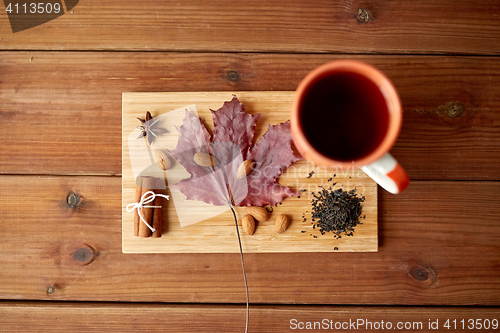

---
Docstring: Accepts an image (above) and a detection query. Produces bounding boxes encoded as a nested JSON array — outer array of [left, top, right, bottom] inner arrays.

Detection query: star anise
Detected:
[[137, 111, 160, 145]]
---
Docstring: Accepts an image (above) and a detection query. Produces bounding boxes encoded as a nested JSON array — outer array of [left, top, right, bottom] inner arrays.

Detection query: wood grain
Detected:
[[0, 52, 499, 180], [122, 92, 377, 253], [0, 302, 499, 332], [0, 175, 498, 305], [0, 0, 499, 54], [1, 0, 498, 324]]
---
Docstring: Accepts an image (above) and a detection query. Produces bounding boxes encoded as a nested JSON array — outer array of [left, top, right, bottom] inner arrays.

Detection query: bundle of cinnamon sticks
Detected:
[[134, 176, 164, 238]]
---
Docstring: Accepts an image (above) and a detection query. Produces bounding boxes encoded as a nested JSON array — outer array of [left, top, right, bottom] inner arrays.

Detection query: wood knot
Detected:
[[436, 102, 466, 119], [356, 8, 371, 23], [445, 103, 465, 118], [72, 244, 97, 265], [73, 248, 92, 262], [409, 266, 429, 281], [226, 71, 239, 82], [409, 265, 436, 285], [67, 192, 81, 208]]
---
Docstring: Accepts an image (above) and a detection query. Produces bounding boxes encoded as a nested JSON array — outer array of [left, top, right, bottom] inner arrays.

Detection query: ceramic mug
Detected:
[[291, 60, 409, 194]]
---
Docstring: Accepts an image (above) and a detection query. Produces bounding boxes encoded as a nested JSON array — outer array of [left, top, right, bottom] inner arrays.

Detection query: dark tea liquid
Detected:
[[299, 71, 390, 161]]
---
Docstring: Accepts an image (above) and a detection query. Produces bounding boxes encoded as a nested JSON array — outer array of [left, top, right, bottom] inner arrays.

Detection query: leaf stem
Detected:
[[229, 203, 249, 333]]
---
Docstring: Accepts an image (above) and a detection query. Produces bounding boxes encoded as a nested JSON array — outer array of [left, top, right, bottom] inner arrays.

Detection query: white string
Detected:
[[126, 190, 169, 232]]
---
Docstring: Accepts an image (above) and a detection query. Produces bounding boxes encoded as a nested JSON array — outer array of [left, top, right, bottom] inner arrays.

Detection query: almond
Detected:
[[194, 152, 219, 167], [275, 214, 289, 234], [245, 206, 269, 222], [153, 149, 171, 170], [242, 214, 256, 235], [237, 160, 255, 179]]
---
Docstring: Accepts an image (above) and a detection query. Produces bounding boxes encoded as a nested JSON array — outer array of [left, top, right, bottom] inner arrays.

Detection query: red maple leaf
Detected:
[[168, 95, 301, 207]]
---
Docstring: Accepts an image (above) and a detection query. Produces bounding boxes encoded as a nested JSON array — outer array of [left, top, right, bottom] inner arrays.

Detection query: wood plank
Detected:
[[0, 302, 499, 332], [121, 92, 377, 253], [0, 1, 499, 54], [0, 52, 499, 180], [0, 176, 499, 305]]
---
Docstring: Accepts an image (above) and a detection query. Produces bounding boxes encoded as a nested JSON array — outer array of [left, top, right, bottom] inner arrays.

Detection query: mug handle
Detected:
[[360, 153, 410, 194]]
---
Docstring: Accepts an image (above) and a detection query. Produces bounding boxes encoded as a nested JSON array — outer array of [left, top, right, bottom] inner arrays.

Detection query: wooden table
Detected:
[[1, 1, 499, 331]]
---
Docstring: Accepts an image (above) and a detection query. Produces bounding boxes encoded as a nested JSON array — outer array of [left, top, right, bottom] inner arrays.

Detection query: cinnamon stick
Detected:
[[138, 176, 155, 237], [133, 176, 144, 237], [152, 178, 164, 238]]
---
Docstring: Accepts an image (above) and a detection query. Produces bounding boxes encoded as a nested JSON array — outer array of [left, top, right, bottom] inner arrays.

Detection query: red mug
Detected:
[[291, 60, 409, 194]]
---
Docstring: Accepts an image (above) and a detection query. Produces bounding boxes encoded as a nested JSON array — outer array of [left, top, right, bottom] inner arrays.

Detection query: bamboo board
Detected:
[[122, 92, 377, 253]]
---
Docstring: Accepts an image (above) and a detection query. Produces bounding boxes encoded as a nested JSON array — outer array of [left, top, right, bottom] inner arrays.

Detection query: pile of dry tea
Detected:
[[311, 185, 365, 238]]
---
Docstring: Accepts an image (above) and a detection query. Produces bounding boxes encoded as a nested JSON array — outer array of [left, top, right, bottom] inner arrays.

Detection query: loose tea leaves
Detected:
[[310, 185, 365, 238]]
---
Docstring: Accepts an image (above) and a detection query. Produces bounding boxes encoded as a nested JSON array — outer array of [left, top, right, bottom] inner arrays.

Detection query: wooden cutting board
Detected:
[[122, 92, 377, 253]]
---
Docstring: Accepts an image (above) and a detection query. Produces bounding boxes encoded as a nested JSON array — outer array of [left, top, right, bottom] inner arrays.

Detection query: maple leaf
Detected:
[[240, 121, 301, 206], [168, 96, 301, 207]]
